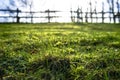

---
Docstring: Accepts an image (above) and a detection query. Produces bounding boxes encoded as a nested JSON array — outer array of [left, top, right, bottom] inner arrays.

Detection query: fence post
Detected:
[[80, 7, 83, 23], [95, 10, 98, 23], [102, 10, 104, 23], [70, 8, 75, 22], [85, 8, 88, 23], [95, 1, 98, 23], [16, 8, 20, 23], [109, 12, 112, 23], [30, 11, 33, 23], [89, 1, 93, 23], [47, 9, 50, 23], [77, 8, 80, 23], [85, 12, 88, 23], [116, 0, 120, 23], [102, 2, 104, 23], [111, 0, 115, 23]]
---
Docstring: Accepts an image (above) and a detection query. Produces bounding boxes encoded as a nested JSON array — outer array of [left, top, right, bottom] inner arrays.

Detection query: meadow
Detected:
[[0, 23, 120, 80]]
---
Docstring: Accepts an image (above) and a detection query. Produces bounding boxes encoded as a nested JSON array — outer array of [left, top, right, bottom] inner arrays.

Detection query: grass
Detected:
[[0, 23, 120, 80]]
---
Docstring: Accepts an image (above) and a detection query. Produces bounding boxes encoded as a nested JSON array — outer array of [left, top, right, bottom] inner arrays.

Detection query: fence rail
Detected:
[[0, 8, 120, 23]]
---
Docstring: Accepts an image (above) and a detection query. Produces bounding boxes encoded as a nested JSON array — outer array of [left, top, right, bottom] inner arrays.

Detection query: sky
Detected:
[[0, 0, 111, 11], [0, 0, 120, 23], [31, 0, 106, 11], [30, 0, 119, 12]]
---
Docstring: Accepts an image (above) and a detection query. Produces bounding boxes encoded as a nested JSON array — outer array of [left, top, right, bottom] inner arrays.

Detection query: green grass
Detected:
[[0, 23, 120, 80]]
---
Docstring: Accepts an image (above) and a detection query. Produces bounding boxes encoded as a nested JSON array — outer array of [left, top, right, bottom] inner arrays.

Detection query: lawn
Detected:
[[0, 23, 120, 80]]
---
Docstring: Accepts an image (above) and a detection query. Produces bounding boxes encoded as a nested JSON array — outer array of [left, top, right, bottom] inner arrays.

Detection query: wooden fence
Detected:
[[0, 8, 60, 23], [0, 8, 120, 23]]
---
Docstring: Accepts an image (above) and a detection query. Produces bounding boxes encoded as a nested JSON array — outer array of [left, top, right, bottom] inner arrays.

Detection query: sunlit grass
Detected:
[[0, 23, 120, 80]]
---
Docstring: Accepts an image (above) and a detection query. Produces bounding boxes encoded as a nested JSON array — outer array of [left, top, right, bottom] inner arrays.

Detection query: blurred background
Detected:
[[0, 0, 120, 23]]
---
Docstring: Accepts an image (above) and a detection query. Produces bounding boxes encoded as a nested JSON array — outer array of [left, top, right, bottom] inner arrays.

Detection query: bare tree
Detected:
[[21, 0, 34, 23], [107, 0, 116, 22], [0, 0, 34, 23], [28, 0, 34, 23], [107, 0, 120, 23]]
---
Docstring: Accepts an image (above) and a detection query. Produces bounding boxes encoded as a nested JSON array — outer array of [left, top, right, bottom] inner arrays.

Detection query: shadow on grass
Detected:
[[28, 55, 73, 80]]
